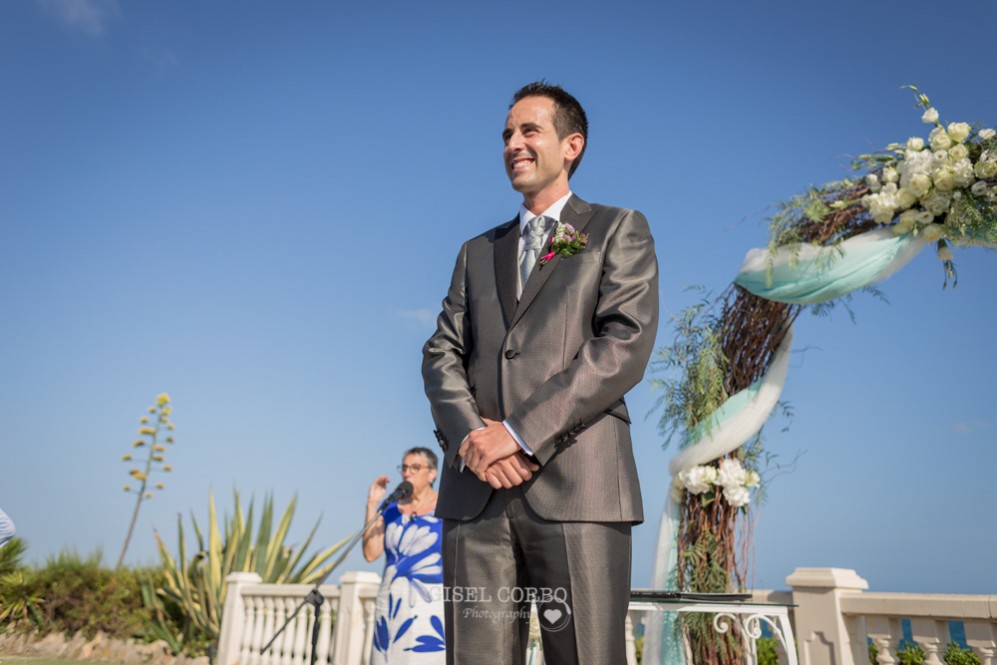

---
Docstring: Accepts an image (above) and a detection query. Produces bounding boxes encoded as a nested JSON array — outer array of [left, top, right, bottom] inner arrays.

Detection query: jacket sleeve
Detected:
[[421, 241, 486, 468], [504, 209, 659, 464]]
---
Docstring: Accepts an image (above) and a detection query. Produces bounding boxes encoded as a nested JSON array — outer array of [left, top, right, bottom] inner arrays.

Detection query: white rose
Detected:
[[947, 122, 971, 143], [922, 190, 952, 216], [893, 210, 918, 235], [866, 174, 881, 191], [906, 137, 925, 151], [883, 166, 899, 183], [745, 471, 761, 488], [864, 191, 898, 224], [971, 181, 989, 196], [908, 173, 932, 197], [975, 160, 997, 179], [899, 151, 934, 189], [896, 187, 918, 210], [679, 465, 718, 495], [916, 209, 936, 224], [933, 169, 957, 192], [948, 144, 969, 161], [953, 159, 975, 187], [980, 128, 996, 140], [716, 458, 747, 489], [723, 485, 751, 508], [921, 107, 939, 124], [936, 244, 954, 261], [930, 127, 953, 151], [921, 223, 945, 241]]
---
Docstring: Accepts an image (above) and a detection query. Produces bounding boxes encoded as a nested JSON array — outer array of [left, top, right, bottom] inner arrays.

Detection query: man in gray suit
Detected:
[[422, 82, 659, 665]]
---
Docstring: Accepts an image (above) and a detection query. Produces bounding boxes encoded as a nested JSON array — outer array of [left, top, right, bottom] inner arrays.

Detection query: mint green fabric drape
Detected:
[[734, 229, 928, 304]]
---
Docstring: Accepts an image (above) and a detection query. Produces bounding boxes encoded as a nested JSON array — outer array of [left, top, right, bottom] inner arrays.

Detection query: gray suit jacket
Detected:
[[422, 195, 659, 524]]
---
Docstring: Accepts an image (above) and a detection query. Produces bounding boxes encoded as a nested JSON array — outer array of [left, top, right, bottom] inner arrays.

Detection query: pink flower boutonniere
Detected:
[[539, 222, 589, 265]]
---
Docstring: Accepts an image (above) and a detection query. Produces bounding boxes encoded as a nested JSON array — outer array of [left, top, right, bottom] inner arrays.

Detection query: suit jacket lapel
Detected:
[[512, 195, 595, 328], [493, 218, 520, 329]]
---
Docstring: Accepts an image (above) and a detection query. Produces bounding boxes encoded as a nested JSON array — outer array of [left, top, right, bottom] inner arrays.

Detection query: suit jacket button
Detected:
[[504, 349, 518, 359]]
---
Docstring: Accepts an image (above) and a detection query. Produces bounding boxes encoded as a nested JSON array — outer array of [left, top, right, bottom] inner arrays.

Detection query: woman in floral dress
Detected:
[[363, 447, 445, 664]]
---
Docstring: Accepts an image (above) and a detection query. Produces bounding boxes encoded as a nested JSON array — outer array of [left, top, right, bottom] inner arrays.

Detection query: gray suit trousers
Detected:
[[442, 487, 631, 665]]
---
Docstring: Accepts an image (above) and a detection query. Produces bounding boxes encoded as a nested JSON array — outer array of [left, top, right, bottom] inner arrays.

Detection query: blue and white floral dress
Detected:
[[371, 502, 445, 664]]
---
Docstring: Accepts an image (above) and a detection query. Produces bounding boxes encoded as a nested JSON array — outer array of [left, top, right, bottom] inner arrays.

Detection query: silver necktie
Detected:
[[519, 215, 550, 297]]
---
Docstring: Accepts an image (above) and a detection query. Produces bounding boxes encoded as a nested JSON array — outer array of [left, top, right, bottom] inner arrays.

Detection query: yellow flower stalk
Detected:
[[118, 392, 176, 569]]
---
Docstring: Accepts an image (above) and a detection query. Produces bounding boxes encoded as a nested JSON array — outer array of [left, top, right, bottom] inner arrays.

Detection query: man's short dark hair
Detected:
[[511, 81, 588, 177]]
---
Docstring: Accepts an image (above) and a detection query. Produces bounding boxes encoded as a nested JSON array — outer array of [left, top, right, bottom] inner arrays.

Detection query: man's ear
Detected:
[[563, 133, 585, 162]]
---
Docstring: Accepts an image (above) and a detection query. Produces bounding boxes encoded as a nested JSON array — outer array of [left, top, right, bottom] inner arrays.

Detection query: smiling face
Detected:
[[502, 95, 584, 212]]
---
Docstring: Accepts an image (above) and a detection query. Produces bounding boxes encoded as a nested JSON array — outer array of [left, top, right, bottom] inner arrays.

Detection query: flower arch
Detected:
[[644, 88, 997, 665]]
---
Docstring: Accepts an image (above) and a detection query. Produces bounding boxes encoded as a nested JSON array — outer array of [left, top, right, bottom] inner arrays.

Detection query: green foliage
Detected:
[[31, 550, 154, 639], [757, 636, 779, 665], [0, 545, 153, 640], [944, 642, 981, 665], [146, 490, 350, 654], [0, 536, 27, 574], [0, 570, 45, 629], [650, 290, 729, 450], [868, 640, 981, 665], [680, 530, 730, 595]]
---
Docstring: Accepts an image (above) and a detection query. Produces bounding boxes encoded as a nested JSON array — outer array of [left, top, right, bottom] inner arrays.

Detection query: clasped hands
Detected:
[[460, 418, 540, 489]]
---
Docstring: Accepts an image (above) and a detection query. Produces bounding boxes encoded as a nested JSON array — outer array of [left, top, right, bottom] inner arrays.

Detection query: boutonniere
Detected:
[[539, 222, 589, 265]]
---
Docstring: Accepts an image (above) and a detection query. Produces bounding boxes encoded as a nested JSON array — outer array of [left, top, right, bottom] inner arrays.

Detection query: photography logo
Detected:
[[537, 597, 571, 633]]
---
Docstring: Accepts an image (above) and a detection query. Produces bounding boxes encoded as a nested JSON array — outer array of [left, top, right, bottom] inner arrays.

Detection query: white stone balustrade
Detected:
[[215, 571, 380, 665], [839, 589, 997, 665], [215, 568, 997, 665]]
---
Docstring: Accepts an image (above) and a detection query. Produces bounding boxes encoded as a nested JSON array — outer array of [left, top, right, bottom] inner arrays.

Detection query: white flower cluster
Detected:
[[672, 458, 760, 508], [861, 108, 997, 242]]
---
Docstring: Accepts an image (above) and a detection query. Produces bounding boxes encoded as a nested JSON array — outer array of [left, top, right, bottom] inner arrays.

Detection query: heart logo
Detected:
[[542, 609, 563, 624]]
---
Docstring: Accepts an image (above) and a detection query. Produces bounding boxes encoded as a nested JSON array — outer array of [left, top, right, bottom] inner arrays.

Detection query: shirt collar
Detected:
[[518, 192, 573, 234]]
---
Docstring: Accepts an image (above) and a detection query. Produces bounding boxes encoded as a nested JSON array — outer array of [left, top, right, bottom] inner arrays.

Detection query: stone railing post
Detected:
[[966, 621, 997, 665], [217, 572, 263, 665], [331, 571, 381, 665], [786, 568, 869, 665]]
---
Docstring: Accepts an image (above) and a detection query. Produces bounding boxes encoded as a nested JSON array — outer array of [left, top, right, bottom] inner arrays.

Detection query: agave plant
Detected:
[[0, 570, 44, 627], [0, 535, 27, 575], [146, 490, 350, 651]]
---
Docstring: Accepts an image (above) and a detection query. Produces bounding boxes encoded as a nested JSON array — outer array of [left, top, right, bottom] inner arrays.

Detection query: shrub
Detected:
[[868, 640, 981, 665], [146, 490, 349, 655], [29, 550, 154, 640]]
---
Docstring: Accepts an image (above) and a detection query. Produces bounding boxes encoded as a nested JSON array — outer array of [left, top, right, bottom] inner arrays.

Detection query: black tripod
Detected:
[[258, 482, 413, 665]]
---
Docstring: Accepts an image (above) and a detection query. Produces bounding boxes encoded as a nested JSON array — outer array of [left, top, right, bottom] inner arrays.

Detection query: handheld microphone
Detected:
[[379, 481, 414, 510]]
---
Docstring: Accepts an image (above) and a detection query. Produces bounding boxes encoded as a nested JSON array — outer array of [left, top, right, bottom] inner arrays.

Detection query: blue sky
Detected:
[[1, 0, 995, 595]]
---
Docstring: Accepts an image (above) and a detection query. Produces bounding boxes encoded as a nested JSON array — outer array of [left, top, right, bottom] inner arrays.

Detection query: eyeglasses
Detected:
[[398, 464, 428, 473]]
